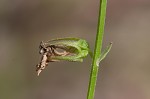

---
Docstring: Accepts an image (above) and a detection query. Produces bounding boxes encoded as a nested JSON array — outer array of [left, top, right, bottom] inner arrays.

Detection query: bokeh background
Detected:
[[0, 0, 150, 99]]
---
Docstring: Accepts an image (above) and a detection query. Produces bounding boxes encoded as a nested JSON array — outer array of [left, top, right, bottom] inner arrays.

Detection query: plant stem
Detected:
[[87, 0, 107, 99]]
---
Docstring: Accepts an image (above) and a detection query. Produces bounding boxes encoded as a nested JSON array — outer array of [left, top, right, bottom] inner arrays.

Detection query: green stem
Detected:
[[87, 0, 107, 99]]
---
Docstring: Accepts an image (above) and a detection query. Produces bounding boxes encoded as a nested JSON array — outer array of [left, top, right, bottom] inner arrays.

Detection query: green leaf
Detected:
[[96, 42, 112, 66]]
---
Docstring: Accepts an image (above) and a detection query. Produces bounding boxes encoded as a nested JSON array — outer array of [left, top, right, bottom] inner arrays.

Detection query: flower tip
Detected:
[[37, 70, 42, 76]]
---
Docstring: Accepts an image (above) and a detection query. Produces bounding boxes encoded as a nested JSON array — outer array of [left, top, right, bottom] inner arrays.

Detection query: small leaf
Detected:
[[96, 42, 112, 66]]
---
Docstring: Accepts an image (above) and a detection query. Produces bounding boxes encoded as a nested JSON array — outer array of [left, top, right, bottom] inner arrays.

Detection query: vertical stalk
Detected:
[[87, 0, 107, 99]]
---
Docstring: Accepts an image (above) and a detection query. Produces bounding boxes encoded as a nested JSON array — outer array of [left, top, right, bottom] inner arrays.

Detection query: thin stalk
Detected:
[[87, 0, 107, 99]]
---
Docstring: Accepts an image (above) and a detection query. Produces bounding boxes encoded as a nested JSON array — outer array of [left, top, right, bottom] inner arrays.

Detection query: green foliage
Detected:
[[96, 42, 112, 66]]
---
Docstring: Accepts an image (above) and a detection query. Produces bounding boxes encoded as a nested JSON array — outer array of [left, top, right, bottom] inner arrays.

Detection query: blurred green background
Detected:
[[0, 0, 150, 99]]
